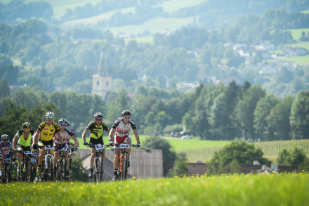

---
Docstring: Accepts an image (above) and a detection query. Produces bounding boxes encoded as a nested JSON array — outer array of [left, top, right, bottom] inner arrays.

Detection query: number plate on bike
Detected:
[[45, 145, 54, 150], [119, 144, 130, 149], [24, 151, 32, 155], [31, 158, 37, 164], [95, 144, 104, 150]]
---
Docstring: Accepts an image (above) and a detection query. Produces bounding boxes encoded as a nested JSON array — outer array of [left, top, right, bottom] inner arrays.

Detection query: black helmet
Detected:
[[1, 134, 9, 141], [94, 112, 103, 120], [121, 110, 131, 116], [58, 118, 70, 127], [22, 122, 31, 129]]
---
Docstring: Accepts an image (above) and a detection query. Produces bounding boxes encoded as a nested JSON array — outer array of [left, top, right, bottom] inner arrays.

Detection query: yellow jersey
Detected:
[[38, 122, 59, 141]]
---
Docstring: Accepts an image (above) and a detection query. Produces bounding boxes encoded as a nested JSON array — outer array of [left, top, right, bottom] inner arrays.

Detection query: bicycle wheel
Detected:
[[121, 154, 127, 181], [100, 153, 104, 181], [24, 160, 30, 182], [30, 164, 36, 182], [95, 158, 100, 183]]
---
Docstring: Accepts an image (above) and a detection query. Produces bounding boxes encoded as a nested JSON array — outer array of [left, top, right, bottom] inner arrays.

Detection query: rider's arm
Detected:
[[12, 131, 20, 150], [32, 129, 40, 145], [72, 135, 79, 147], [82, 127, 89, 143], [109, 128, 115, 142], [133, 129, 140, 145]]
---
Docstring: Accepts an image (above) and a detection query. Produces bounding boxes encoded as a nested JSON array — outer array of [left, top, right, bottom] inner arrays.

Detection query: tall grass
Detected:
[[0, 174, 307, 206]]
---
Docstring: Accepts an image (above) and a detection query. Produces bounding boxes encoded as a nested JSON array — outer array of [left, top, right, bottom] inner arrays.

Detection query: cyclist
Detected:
[[12, 122, 34, 168], [53, 118, 79, 176], [109, 110, 140, 180], [32, 111, 60, 175], [82, 112, 109, 178], [0, 134, 12, 178]]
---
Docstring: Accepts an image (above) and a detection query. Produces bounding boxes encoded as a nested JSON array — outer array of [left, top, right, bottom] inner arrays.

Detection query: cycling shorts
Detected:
[[90, 137, 103, 147], [17, 145, 31, 152], [116, 135, 130, 144], [55, 143, 67, 151], [38, 140, 53, 148]]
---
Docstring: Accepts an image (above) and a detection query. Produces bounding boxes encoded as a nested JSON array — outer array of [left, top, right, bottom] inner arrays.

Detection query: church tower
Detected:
[[91, 50, 112, 99]]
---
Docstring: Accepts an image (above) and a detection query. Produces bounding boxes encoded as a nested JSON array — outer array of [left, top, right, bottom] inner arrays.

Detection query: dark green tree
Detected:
[[290, 91, 309, 139], [206, 141, 270, 175]]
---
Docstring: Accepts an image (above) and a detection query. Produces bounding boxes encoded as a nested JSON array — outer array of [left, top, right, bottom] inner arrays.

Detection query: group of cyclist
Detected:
[[82, 110, 140, 180], [0, 109, 140, 182]]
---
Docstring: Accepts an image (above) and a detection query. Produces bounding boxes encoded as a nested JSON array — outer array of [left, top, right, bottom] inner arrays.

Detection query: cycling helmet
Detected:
[[1, 134, 9, 141], [58, 118, 70, 127], [45, 111, 55, 119], [121, 110, 131, 116], [94, 112, 103, 120], [22, 122, 31, 129]]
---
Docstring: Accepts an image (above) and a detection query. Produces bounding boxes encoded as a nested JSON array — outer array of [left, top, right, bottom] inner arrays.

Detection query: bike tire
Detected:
[[95, 158, 100, 183]]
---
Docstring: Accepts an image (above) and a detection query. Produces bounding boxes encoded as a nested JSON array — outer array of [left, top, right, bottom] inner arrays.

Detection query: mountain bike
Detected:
[[117, 144, 138, 181], [1, 156, 12, 183], [17, 150, 38, 182], [40, 145, 54, 181], [88, 143, 111, 183], [56, 145, 79, 181]]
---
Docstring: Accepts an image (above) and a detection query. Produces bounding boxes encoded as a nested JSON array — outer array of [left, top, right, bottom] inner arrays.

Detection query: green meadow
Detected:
[[0, 174, 307, 206], [78, 136, 309, 162]]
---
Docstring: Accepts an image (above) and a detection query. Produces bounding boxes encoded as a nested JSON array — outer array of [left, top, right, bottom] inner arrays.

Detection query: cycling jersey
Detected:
[[87, 121, 109, 140], [15, 130, 34, 147], [37, 122, 59, 141], [112, 118, 136, 138], [54, 128, 74, 145], [0, 141, 11, 158]]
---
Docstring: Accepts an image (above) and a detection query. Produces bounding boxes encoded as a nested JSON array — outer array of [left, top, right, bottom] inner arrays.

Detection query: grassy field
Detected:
[[158, 0, 207, 13], [0, 0, 101, 17], [108, 16, 196, 37], [0, 174, 307, 206], [78, 136, 309, 163], [290, 28, 309, 40], [281, 41, 309, 65]]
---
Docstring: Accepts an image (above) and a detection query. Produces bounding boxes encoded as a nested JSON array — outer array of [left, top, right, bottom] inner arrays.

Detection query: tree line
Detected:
[[1, 80, 308, 141]]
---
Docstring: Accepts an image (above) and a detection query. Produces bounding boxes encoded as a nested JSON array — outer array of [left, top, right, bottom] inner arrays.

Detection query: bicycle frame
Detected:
[[42, 145, 54, 181], [117, 144, 138, 181], [93, 143, 105, 183]]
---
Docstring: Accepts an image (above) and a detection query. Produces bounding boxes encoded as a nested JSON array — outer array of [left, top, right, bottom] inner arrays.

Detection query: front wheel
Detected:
[[94, 158, 101, 183]]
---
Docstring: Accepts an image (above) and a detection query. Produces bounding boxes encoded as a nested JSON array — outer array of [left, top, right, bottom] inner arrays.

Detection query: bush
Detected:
[[71, 155, 88, 181], [277, 147, 309, 171], [206, 141, 270, 175], [168, 153, 188, 177]]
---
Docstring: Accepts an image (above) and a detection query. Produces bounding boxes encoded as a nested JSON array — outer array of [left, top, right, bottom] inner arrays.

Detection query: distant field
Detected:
[[63, 7, 135, 27], [1, 174, 308, 206], [158, 0, 207, 13], [290, 28, 309, 40], [0, 0, 101, 17], [302, 10, 309, 14], [282, 41, 309, 65], [165, 138, 309, 162], [283, 55, 309, 65], [78, 136, 309, 163], [255, 140, 309, 160], [109, 16, 195, 37]]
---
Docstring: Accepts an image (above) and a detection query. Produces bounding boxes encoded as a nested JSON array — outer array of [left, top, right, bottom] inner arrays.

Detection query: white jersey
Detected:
[[112, 118, 136, 137]]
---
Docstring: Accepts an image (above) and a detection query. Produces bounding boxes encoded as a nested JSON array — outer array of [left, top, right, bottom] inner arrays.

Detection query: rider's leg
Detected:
[[125, 138, 131, 167], [17, 151, 23, 166], [38, 149, 44, 167], [89, 147, 95, 176], [0, 160, 3, 176], [53, 151, 59, 169]]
